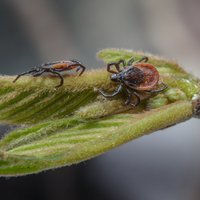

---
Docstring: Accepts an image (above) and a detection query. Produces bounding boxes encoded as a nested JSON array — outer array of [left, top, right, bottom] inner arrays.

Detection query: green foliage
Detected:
[[0, 48, 199, 176]]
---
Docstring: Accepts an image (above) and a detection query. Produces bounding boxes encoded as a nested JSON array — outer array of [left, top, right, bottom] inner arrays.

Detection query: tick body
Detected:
[[99, 56, 167, 107], [13, 60, 86, 88]]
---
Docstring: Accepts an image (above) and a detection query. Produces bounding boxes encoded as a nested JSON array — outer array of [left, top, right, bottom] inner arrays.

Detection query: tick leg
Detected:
[[32, 69, 46, 77], [146, 82, 168, 93], [13, 69, 37, 83], [107, 62, 120, 74], [118, 60, 126, 67], [107, 59, 125, 74], [77, 64, 86, 76], [49, 69, 64, 88], [99, 84, 123, 98], [70, 60, 86, 76], [64, 63, 86, 76], [127, 57, 135, 66], [137, 56, 149, 63], [125, 88, 140, 107], [70, 59, 81, 64]]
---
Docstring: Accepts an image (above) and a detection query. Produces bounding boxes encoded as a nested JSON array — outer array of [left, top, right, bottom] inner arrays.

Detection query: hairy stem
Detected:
[[0, 48, 199, 176]]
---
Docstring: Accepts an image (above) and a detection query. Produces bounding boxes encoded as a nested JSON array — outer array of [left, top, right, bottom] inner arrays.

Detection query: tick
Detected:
[[13, 60, 86, 88], [99, 56, 167, 107]]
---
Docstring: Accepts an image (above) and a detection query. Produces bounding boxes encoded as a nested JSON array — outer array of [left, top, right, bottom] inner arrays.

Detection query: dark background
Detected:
[[0, 0, 200, 199]]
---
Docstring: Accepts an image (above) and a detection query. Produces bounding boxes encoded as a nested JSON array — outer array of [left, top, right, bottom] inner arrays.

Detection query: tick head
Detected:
[[110, 73, 121, 82]]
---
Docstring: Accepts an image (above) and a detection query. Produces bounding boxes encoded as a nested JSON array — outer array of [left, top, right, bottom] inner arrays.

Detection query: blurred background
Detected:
[[0, 0, 200, 199]]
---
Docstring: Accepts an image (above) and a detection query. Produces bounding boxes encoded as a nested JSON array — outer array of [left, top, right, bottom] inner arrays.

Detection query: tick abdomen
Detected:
[[123, 67, 144, 86]]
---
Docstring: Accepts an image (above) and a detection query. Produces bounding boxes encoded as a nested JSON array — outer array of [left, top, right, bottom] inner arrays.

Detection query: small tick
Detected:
[[99, 56, 167, 107], [13, 60, 86, 88]]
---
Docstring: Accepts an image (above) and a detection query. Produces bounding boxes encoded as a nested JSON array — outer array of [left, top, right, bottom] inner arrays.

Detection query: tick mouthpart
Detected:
[[110, 74, 121, 82]]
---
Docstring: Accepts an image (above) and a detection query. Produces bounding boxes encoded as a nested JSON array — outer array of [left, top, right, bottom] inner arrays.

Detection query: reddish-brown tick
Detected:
[[13, 60, 86, 88], [99, 56, 167, 106]]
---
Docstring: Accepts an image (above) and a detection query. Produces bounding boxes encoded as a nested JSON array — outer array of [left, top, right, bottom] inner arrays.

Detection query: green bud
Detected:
[[146, 94, 168, 109], [75, 99, 127, 119], [165, 88, 187, 102]]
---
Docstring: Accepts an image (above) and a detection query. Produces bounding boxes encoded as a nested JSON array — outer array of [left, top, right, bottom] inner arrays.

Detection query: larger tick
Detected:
[[99, 56, 167, 107], [13, 60, 86, 88]]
